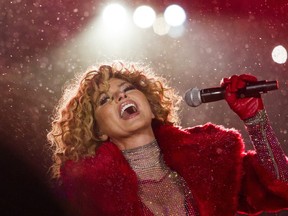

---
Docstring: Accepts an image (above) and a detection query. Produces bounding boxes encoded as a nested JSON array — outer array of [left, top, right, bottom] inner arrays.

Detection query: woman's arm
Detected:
[[237, 111, 288, 213], [244, 109, 288, 182], [220, 74, 288, 181], [221, 74, 288, 213]]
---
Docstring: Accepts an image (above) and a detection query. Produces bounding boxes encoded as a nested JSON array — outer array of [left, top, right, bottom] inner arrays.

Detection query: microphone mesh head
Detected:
[[184, 87, 202, 107]]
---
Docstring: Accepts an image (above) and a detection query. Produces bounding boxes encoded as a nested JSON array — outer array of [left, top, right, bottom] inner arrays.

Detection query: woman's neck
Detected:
[[121, 139, 161, 170], [110, 127, 156, 150]]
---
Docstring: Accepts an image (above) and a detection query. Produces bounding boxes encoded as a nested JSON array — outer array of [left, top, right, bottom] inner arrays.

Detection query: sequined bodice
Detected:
[[122, 140, 197, 216]]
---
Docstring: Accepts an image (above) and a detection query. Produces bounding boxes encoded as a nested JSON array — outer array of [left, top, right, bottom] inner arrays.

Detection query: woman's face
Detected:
[[94, 78, 155, 142]]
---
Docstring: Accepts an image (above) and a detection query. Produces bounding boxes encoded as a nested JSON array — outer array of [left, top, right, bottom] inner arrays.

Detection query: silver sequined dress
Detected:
[[122, 140, 198, 216], [122, 110, 288, 215]]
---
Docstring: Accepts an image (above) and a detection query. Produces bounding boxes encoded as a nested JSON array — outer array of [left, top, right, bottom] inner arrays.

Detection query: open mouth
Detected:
[[120, 102, 139, 119]]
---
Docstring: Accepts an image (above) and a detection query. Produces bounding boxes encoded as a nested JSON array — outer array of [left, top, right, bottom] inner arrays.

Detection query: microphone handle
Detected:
[[200, 80, 278, 103], [200, 87, 225, 103]]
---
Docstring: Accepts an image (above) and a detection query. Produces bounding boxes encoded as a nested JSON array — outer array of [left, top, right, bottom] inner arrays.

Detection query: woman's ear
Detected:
[[98, 133, 109, 141], [94, 121, 108, 141], [151, 111, 155, 119]]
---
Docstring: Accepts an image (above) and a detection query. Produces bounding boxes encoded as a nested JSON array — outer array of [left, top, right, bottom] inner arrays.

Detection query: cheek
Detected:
[[95, 111, 107, 127], [139, 95, 154, 116], [94, 108, 116, 131]]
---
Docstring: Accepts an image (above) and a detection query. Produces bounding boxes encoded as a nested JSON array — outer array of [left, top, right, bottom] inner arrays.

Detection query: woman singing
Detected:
[[48, 62, 288, 215]]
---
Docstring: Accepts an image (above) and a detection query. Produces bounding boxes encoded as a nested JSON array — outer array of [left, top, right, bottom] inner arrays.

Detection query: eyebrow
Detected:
[[98, 81, 128, 96], [118, 81, 128, 88]]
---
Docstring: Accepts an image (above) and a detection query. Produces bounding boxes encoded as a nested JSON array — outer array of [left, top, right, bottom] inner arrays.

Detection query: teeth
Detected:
[[120, 103, 136, 117]]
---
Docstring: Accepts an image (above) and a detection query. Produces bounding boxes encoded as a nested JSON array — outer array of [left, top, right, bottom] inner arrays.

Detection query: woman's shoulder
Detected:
[[60, 142, 128, 181], [155, 123, 244, 155], [184, 123, 244, 148], [58, 142, 139, 214], [184, 122, 241, 136], [156, 122, 242, 143]]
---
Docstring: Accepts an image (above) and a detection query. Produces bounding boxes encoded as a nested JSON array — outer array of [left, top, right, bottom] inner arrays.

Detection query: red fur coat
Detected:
[[61, 123, 288, 215]]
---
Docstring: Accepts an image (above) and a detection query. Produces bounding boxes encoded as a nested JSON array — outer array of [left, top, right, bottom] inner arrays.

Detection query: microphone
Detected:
[[184, 80, 279, 107]]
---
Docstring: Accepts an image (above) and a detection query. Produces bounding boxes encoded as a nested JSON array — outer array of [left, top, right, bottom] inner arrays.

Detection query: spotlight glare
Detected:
[[102, 3, 128, 31], [168, 25, 185, 38], [272, 45, 287, 64], [153, 15, 170, 36], [133, 5, 156, 28], [164, 4, 186, 26]]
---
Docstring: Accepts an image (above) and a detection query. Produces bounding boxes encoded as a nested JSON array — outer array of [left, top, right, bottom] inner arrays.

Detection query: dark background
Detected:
[[1, 0, 288, 215]]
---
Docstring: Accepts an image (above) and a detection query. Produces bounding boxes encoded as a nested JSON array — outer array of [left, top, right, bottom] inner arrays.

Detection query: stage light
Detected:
[[102, 3, 129, 33], [133, 5, 156, 28], [168, 25, 185, 38], [164, 4, 186, 26], [272, 45, 287, 64], [153, 15, 170, 36]]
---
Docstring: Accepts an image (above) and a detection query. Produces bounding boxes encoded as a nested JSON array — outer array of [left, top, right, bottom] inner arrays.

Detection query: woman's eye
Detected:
[[123, 85, 136, 92], [99, 96, 110, 105]]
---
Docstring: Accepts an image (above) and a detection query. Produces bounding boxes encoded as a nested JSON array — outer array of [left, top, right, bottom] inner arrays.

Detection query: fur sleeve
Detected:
[[60, 142, 142, 216], [237, 151, 288, 214]]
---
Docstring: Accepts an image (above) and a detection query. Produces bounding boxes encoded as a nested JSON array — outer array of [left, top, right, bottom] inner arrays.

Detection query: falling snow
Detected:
[[0, 0, 288, 215]]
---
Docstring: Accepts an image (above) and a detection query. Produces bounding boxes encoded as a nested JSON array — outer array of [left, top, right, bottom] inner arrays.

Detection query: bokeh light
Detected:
[[272, 45, 287, 64], [164, 4, 186, 26], [168, 25, 185, 38], [133, 5, 156, 28], [102, 3, 129, 34], [153, 15, 170, 35], [1, 4, 288, 216]]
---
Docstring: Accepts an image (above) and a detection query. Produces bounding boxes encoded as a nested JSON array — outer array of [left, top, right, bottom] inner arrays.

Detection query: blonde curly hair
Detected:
[[47, 62, 181, 178]]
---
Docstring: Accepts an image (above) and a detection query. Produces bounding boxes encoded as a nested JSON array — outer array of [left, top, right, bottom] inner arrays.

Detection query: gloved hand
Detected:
[[220, 74, 264, 120]]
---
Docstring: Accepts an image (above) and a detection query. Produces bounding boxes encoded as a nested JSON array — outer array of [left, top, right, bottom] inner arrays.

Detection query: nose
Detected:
[[115, 91, 127, 102]]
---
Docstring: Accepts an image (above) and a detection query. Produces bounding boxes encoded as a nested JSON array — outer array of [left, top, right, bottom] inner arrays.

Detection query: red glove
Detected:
[[220, 74, 264, 120]]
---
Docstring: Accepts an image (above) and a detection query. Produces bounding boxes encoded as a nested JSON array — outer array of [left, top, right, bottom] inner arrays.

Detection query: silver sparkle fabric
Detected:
[[122, 140, 198, 216], [245, 109, 288, 181]]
